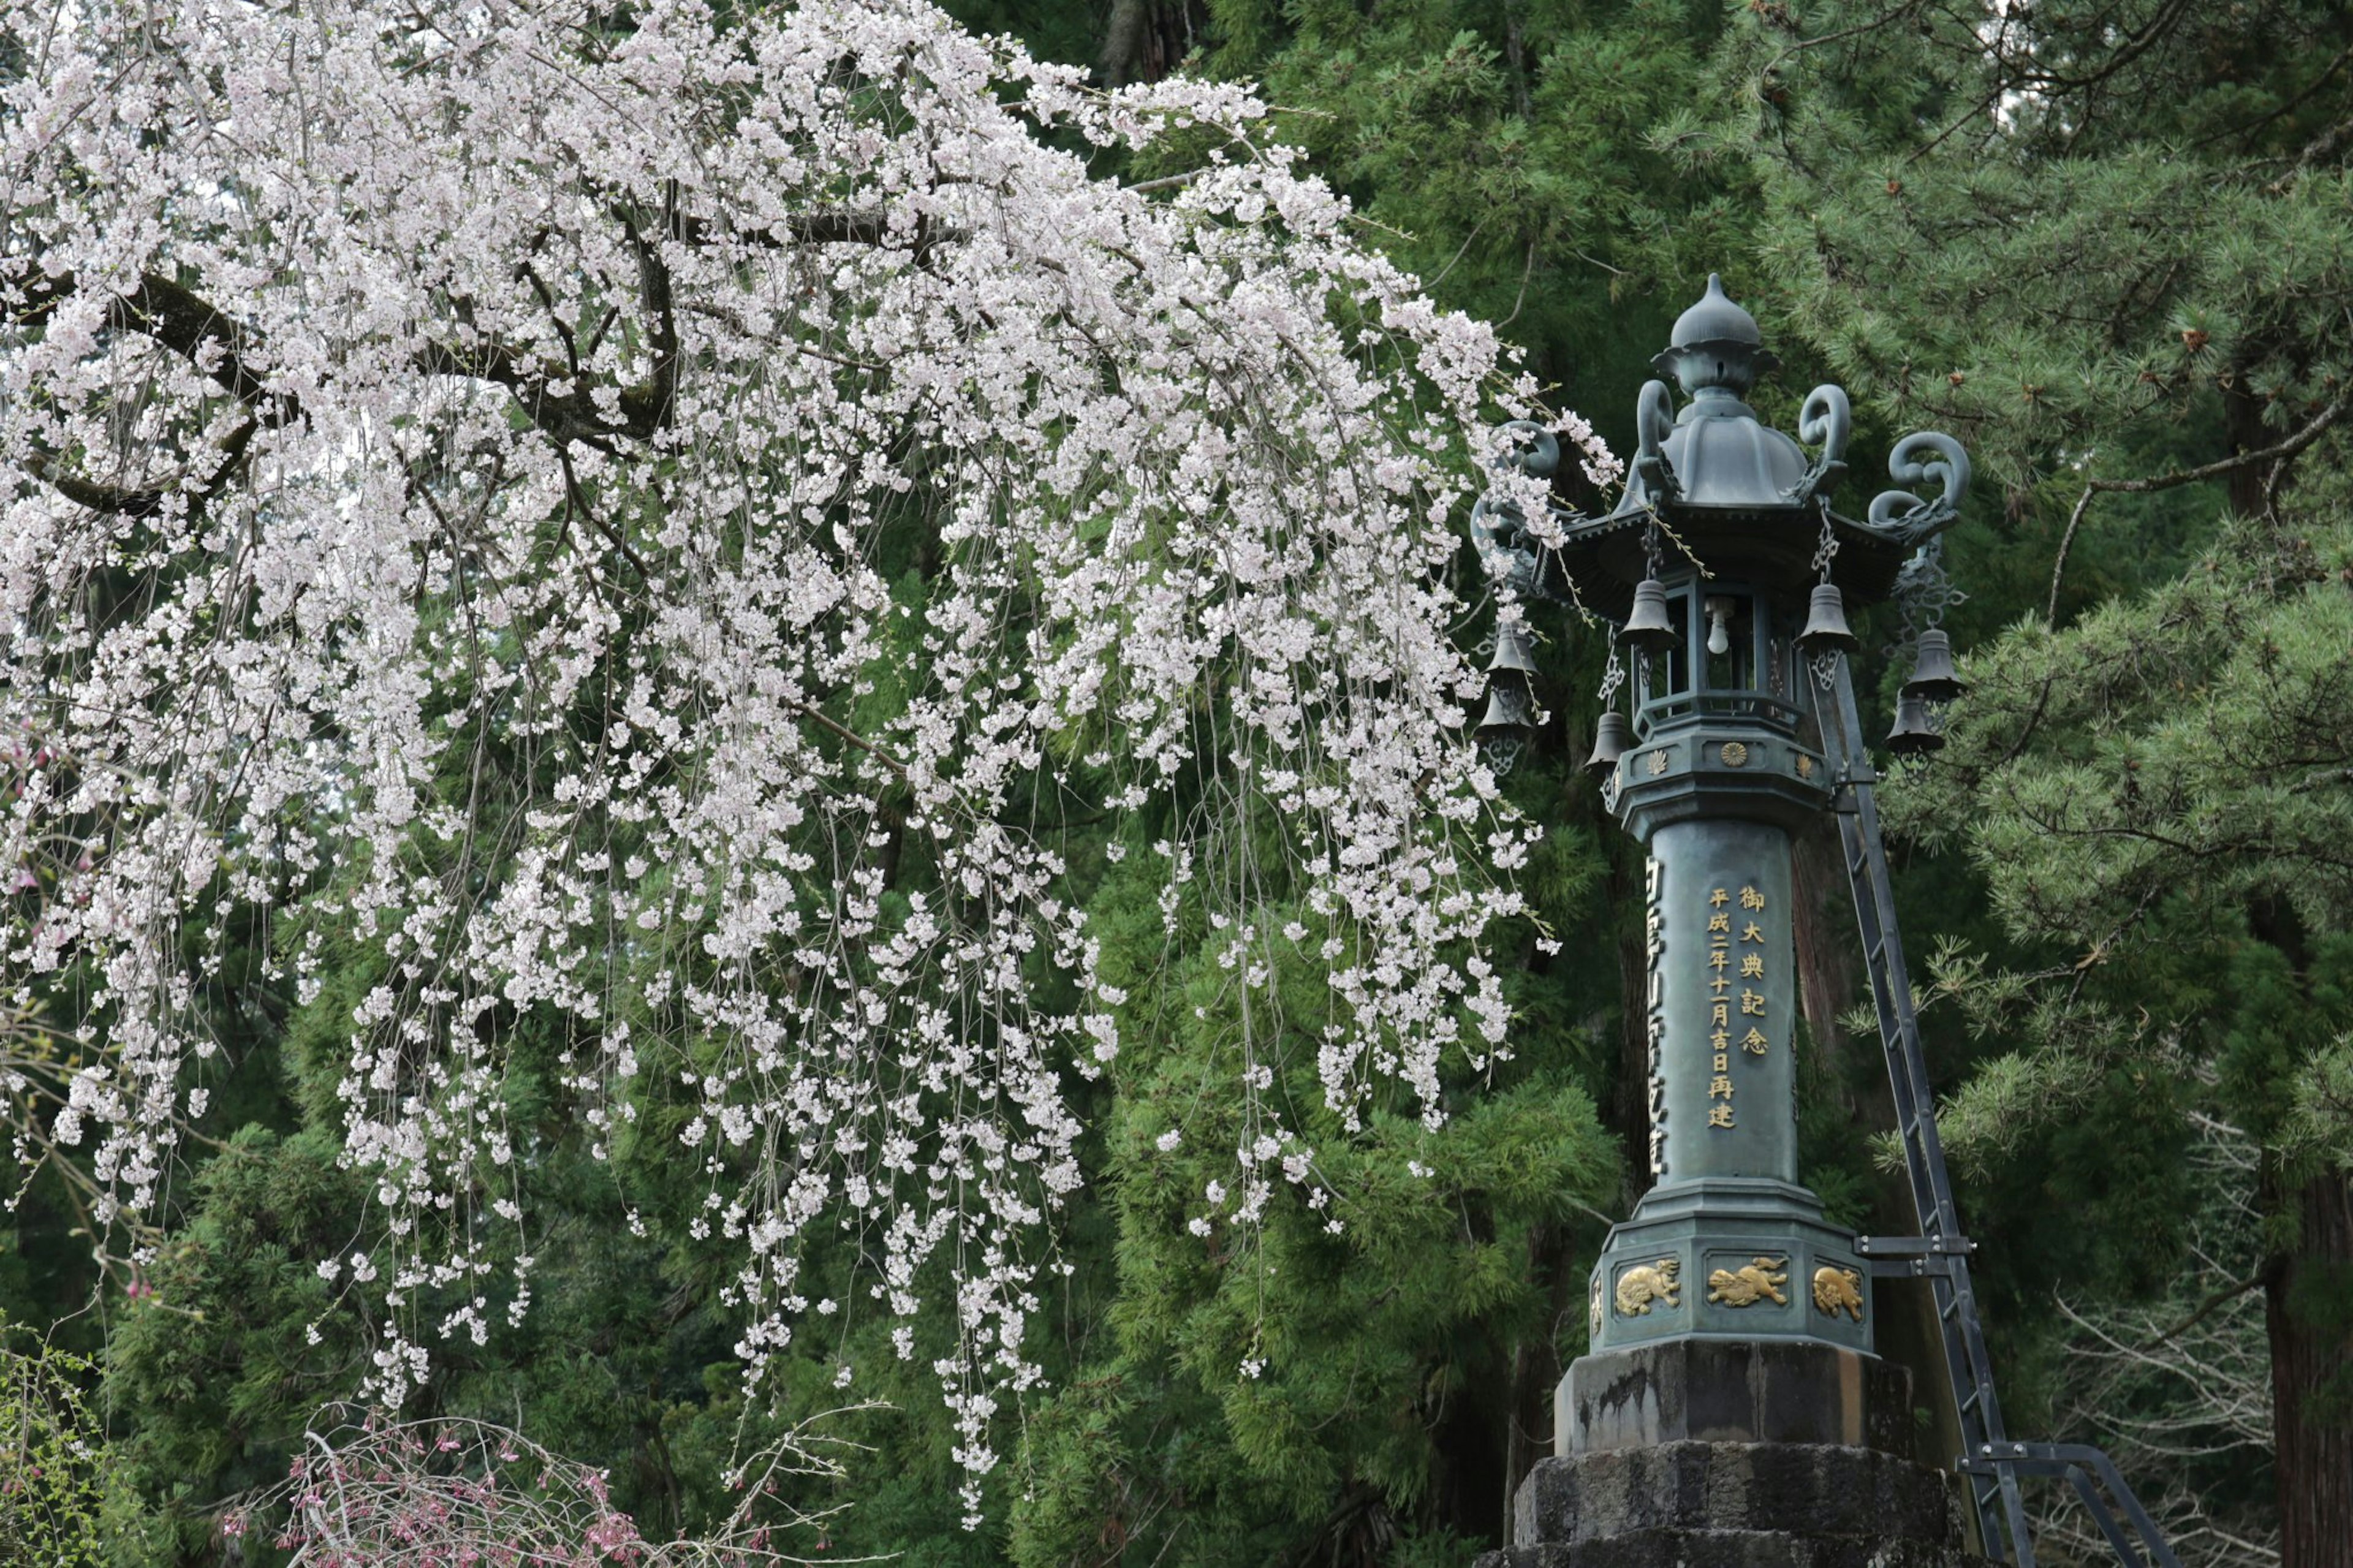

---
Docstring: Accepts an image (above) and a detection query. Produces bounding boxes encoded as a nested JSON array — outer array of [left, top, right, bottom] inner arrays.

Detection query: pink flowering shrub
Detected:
[[227, 1408, 852, 1566]]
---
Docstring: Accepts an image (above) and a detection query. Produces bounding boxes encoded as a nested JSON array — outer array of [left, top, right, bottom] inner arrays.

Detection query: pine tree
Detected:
[[1670, 4, 2353, 1558]]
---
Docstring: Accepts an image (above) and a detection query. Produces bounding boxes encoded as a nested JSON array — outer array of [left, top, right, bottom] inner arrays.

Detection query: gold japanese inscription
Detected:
[[1707, 1257, 1790, 1307], [1707, 887, 1738, 1128], [1615, 1257, 1682, 1316], [1704, 885, 1773, 1126], [1813, 1266, 1866, 1322], [1645, 858, 1667, 1177]]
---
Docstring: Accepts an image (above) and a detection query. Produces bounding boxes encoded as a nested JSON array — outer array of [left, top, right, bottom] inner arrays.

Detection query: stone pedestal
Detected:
[[1558, 1340, 1915, 1457], [1476, 1441, 1993, 1568], [1478, 1341, 1987, 1568]]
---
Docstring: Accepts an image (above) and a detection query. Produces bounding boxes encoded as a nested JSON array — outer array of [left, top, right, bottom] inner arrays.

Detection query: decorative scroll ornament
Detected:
[[1631, 379, 1680, 502], [1468, 419, 1563, 596], [1615, 1257, 1683, 1316], [1789, 384, 1852, 499], [1707, 1256, 1791, 1306], [1813, 1265, 1866, 1322], [1498, 418, 1563, 481], [1866, 431, 1973, 545]]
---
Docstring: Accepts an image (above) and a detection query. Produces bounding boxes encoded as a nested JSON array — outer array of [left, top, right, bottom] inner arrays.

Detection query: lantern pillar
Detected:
[[1472, 277, 1990, 1567]]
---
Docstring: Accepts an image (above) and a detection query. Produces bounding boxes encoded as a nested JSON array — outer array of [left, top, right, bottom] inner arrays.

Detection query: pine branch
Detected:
[[2047, 389, 2351, 623]]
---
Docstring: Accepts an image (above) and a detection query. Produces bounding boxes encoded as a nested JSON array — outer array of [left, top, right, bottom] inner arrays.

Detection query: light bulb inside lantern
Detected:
[[1706, 605, 1731, 656]]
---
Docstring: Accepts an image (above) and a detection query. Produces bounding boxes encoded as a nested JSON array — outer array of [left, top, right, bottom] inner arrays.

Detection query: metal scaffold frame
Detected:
[[1814, 656, 2183, 1568]]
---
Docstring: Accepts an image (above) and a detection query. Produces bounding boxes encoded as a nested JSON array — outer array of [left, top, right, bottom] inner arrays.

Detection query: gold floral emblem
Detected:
[[1721, 741, 1749, 767], [1647, 749, 1670, 776], [1795, 754, 1814, 779]]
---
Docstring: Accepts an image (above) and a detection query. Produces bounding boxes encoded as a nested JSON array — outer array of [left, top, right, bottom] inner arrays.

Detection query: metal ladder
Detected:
[[1816, 656, 2183, 1568]]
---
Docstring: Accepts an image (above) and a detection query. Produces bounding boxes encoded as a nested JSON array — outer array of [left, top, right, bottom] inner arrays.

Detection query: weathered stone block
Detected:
[[1557, 1339, 1915, 1457], [1474, 1439, 1995, 1568], [1475, 1529, 1991, 1568], [1512, 1442, 1957, 1544]]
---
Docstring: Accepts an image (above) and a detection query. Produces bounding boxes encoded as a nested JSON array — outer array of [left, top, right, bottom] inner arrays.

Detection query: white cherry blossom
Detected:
[[0, 0, 1608, 1497]]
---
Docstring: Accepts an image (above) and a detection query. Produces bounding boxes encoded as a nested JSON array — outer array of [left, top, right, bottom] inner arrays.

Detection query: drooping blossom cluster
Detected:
[[0, 0, 1611, 1501]]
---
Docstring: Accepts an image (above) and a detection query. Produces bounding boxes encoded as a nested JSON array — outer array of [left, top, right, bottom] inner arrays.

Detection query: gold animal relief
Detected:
[[1614, 1257, 1681, 1316], [1813, 1265, 1865, 1322], [1706, 1256, 1789, 1307]]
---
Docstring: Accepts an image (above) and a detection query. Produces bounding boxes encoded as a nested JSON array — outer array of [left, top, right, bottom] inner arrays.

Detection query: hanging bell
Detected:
[[1900, 629, 1965, 703], [1886, 692, 1944, 757], [1618, 578, 1679, 655], [1488, 618, 1540, 676], [1584, 710, 1631, 772], [1477, 674, 1539, 737], [1796, 582, 1858, 654]]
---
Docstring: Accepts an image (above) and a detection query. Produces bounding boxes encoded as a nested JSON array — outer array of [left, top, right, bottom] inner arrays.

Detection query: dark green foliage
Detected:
[[0, 1322, 111, 1567], [1684, 6, 2353, 1555]]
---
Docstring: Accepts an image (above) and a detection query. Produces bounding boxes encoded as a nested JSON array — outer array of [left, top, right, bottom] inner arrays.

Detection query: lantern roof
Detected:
[[1469, 276, 1971, 614]]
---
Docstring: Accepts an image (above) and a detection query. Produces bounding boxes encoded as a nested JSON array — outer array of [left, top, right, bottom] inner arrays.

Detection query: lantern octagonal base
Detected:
[[1585, 1181, 1874, 1359]]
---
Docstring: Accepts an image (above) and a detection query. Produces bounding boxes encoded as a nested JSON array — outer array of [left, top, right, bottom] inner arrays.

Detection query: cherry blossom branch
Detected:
[[1, 0, 1566, 1508]]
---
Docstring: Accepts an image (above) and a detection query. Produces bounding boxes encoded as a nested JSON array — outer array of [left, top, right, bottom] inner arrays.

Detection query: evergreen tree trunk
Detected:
[[2224, 361, 2272, 521], [1502, 1218, 1570, 1543], [1791, 818, 1967, 1488], [1790, 819, 1858, 1066], [2268, 1167, 2353, 1568], [1096, 0, 1148, 85]]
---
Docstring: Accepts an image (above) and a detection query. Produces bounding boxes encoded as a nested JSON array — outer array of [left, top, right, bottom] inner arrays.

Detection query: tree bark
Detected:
[[2268, 1166, 2353, 1568], [1097, 0, 1150, 86], [1790, 807, 1970, 1493], [1790, 814, 1860, 1066], [2224, 357, 2270, 518], [1501, 1217, 1574, 1542]]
